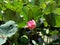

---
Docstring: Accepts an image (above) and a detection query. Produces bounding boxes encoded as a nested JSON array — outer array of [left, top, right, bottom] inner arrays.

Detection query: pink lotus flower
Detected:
[[27, 20, 36, 29]]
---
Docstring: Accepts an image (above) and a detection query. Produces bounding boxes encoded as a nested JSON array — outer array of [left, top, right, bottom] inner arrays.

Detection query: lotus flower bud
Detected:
[[27, 20, 36, 29]]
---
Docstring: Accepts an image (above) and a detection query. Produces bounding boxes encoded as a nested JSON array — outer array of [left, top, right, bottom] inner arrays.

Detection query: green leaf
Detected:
[[32, 6, 42, 20], [54, 8, 60, 15], [50, 30, 59, 35], [3, 9, 21, 23], [55, 0, 60, 6], [28, 8, 34, 20], [44, 13, 56, 26], [0, 0, 3, 3], [18, 21, 26, 28], [44, 1, 56, 14], [54, 14, 60, 27], [51, 8, 60, 27]]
